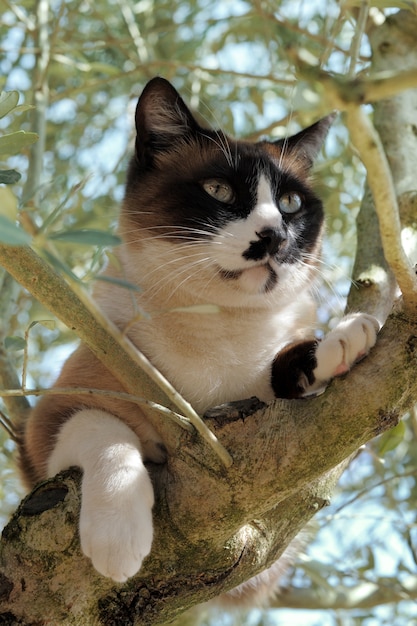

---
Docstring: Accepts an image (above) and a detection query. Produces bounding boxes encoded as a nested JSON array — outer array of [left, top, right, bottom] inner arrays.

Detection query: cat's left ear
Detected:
[[275, 112, 337, 169]]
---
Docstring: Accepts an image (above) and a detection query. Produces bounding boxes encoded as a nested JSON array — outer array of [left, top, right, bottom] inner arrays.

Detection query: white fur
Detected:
[[213, 175, 284, 273], [305, 313, 380, 396], [126, 293, 317, 412], [48, 409, 154, 582]]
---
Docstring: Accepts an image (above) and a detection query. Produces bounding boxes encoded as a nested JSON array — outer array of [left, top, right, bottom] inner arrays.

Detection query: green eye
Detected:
[[278, 192, 303, 214], [202, 179, 235, 204]]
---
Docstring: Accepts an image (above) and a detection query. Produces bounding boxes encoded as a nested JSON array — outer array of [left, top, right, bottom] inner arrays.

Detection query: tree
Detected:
[[1, 2, 417, 624]]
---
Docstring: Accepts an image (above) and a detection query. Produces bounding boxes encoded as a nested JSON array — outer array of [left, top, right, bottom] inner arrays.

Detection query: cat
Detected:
[[18, 77, 379, 590]]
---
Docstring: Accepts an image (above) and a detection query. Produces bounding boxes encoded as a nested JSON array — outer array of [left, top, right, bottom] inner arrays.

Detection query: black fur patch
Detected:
[[271, 340, 318, 399]]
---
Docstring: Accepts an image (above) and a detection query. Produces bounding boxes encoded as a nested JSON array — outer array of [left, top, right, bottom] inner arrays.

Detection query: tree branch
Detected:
[[347, 184, 397, 323], [344, 11, 417, 317], [0, 311, 415, 624], [344, 104, 417, 316], [273, 574, 417, 610], [22, 0, 50, 205]]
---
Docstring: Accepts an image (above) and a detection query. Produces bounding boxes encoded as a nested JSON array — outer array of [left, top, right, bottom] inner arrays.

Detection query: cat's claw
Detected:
[[306, 313, 380, 395]]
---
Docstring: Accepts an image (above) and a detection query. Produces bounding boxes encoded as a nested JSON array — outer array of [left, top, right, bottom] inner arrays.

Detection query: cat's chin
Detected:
[[218, 262, 279, 296], [238, 264, 277, 294]]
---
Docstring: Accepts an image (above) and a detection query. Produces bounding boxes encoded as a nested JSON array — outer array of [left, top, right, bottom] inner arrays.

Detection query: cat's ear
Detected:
[[275, 113, 337, 169], [134, 77, 198, 163]]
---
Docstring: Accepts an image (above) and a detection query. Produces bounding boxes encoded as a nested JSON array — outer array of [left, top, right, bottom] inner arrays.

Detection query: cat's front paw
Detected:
[[307, 313, 380, 395], [80, 466, 154, 583]]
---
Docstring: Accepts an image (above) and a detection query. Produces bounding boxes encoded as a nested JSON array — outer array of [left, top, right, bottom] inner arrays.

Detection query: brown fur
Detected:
[[19, 344, 164, 488]]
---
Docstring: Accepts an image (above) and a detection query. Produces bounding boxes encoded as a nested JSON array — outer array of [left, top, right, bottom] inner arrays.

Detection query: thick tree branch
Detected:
[[0, 312, 415, 624]]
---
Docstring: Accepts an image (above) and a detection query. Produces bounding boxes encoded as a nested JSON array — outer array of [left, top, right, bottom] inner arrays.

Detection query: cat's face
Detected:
[[120, 78, 334, 309]]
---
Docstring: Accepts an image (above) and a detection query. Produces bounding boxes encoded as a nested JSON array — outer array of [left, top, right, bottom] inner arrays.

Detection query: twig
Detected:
[[348, 1, 369, 77], [116, 0, 149, 63], [48, 61, 296, 102], [23, 0, 50, 205], [0, 407, 17, 441], [293, 56, 417, 109], [338, 68, 417, 105], [0, 386, 194, 433]]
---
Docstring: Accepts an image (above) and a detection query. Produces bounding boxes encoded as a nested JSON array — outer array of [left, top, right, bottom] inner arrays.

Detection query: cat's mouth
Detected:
[[219, 263, 278, 294]]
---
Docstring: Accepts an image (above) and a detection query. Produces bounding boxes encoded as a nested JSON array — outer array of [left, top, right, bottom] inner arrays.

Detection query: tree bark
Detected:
[[2, 9, 417, 626], [1, 311, 416, 625]]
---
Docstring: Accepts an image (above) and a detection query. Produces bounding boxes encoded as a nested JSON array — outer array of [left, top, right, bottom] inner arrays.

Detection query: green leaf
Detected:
[[0, 187, 18, 220], [0, 216, 32, 245], [0, 169, 21, 184], [4, 335, 26, 351], [0, 130, 39, 155], [10, 104, 35, 115], [42, 250, 81, 282], [94, 275, 142, 292], [49, 229, 121, 246], [0, 91, 19, 119], [170, 304, 221, 314], [378, 420, 406, 455]]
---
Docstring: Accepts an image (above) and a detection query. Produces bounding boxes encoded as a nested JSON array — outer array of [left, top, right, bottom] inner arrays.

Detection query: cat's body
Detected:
[[18, 78, 378, 590]]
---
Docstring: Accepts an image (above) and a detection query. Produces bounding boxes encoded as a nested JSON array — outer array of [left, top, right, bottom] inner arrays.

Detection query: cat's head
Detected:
[[120, 77, 334, 309]]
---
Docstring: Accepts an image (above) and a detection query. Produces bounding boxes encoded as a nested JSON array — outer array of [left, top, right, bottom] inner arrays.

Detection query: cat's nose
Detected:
[[256, 227, 287, 255]]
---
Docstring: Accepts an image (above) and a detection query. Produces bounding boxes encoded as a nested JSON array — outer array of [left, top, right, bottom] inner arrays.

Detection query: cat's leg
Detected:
[[271, 313, 379, 399], [48, 409, 154, 582]]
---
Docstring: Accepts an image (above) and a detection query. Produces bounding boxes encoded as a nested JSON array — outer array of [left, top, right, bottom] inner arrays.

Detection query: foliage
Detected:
[[0, 1, 417, 625]]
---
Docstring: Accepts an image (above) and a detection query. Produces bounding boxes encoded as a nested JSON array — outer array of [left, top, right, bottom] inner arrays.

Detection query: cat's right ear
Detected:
[[134, 77, 199, 165]]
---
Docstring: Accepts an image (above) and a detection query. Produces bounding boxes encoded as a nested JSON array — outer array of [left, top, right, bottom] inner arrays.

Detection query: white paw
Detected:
[[80, 457, 154, 583], [46, 410, 156, 583], [308, 313, 379, 394]]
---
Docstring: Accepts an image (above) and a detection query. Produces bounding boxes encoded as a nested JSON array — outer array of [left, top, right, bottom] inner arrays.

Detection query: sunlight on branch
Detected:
[[345, 105, 417, 314]]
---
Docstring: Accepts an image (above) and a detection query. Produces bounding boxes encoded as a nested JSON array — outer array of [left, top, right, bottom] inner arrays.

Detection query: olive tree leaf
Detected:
[[0, 130, 39, 156], [0, 216, 32, 245], [0, 91, 19, 119], [0, 169, 21, 184], [377, 420, 406, 455], [4, 335, 27, 351], [48, 229, 121, 247]]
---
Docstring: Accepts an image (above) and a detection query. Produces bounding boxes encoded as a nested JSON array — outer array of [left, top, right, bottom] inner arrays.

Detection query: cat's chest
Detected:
[[131, 303, 311, 412]]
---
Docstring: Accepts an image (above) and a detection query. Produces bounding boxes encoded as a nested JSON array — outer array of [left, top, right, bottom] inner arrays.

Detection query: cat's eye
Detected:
[[278, 192, 303, 214], [202, 179, 235, 204]]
